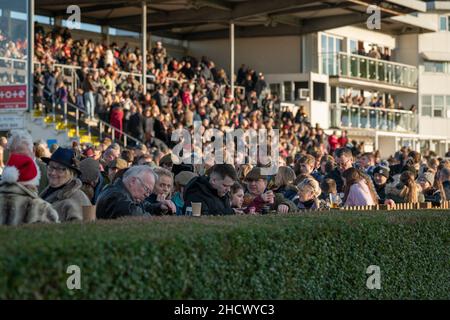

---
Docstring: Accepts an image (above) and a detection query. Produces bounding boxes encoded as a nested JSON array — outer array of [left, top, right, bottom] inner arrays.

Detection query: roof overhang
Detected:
[[421, 51, 450, 62], [34, 0, 431, 40], [426, 1, 450, 12]]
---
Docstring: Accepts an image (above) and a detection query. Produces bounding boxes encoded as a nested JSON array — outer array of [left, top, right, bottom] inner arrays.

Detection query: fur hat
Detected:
[[2, 153, 41, 186]]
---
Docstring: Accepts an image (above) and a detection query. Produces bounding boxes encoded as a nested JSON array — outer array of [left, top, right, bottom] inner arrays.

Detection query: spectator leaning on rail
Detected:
[[342, 167, 378, 207], [243, 167, 296, 214], [96, 165, 173, 219], [145, 167, 177, 215], [183, 164, 238, 216], [0, 153, 59, 225], [40, 148, 91, 221]]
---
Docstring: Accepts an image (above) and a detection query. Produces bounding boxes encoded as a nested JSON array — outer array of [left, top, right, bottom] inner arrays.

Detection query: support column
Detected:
[[230, 22, 235, 99], [141, 1, 147, 94], [54, 16, 63, 27], [27, 0, 35, 112], [4, 9, 12, 38], [101, 25, 110, 46]]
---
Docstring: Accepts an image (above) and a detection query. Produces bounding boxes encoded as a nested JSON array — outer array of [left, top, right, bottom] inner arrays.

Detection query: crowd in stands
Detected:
[[339, 92, 413, 111], [0, 129, 450, 225], [355, 44, 391, 61], [1, 26, 450, 224]]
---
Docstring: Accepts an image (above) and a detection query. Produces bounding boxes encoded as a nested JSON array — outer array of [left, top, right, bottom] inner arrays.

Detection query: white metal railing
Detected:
[[320, 52, 418, 89], [330, 103, 417, 133], [36, 84, 142, 148]]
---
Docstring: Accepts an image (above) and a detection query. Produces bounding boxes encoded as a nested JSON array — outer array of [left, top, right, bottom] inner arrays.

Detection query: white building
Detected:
[[187, 2, 450, 157]]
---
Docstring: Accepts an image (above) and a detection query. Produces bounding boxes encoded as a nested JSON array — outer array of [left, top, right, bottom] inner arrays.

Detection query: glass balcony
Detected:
[[324, 52, 418, 89], [330, 104, 417, 133]]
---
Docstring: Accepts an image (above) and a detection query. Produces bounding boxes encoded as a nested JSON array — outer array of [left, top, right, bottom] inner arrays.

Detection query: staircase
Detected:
[[27, 95, 141, 148]]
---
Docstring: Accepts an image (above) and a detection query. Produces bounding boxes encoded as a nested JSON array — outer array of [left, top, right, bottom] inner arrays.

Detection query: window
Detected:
[[320, 33, 343, 75], [434, 95, 445, 117], [447, 96, 450, 118], [294, 81, 308, 100], [439, 16, 450, 31], [440, 16, 447, 31], [284, 81, 292, 101], [313, 82, 326, 102], [10, 11, 27, 21], [421, 95, 432, 116], [349, 40, 358, 54], [34, 15, 52, 25], [269, 83, 281, 98], [424, 61, 447, 73]]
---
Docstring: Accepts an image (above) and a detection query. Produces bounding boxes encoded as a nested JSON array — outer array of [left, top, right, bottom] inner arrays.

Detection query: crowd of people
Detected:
[[339, 92, 413, 111], [32, 25, 279, 147], [0, 129, 449, 225]]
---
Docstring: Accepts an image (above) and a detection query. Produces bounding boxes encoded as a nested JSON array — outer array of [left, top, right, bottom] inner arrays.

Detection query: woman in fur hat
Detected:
[[0, 153, 58, 225]]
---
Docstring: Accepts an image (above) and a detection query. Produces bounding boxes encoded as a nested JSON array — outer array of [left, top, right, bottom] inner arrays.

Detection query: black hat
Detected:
[[42, 147, 81, 175], [373, 165, 390, 179]]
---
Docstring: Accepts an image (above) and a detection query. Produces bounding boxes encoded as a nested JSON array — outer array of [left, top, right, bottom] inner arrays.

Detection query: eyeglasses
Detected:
[[48, 164, 68, 174], [135, 177, 151, 195]]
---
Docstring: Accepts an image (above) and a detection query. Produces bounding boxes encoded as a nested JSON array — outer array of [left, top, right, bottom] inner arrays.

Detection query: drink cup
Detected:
[[191, 202, 202, 217], [82, 205, 96, 222]]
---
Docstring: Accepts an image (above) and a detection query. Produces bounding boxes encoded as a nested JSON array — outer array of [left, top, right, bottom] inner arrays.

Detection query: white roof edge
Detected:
[[389, 15, 438, 32], [386, 0, 427, 13], [427, 1, 450, 11]]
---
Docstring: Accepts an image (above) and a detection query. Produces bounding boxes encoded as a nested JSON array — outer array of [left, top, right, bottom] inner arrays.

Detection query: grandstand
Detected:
[[0, 0, 449, 157]]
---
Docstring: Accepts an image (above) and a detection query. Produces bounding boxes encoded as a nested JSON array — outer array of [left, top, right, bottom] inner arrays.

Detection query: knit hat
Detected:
[[1, 153, 40, 186], [418, 171, 435, 186], [175, 171, 197, 186], [373, 165, 390, 179], [79, 158, 100, 184]]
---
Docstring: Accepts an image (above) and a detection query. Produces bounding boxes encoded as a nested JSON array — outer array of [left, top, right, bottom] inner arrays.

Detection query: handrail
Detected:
[[332, 103, 415, 115], [34, 83, 143, 148], [320, 51, 417, 70]]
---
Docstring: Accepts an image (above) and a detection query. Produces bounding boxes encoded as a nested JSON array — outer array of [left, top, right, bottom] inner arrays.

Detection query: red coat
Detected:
[[110, 107, 124, 139], [328, 135, 339, 152]]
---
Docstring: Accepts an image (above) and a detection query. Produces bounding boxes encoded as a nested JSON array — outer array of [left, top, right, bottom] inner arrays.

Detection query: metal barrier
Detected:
[[35, 84, 143, 148], [330, 103, 417, 132], [320, 52, 418, 89]]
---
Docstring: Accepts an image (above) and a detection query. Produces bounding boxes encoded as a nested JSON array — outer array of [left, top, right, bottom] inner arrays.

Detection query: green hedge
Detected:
[[0, 211, 449, 299]]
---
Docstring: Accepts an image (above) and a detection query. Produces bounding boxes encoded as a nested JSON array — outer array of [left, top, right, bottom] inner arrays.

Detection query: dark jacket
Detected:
[[325, 168, 344, 193], [96, 179, 162, 219], [443, 181, 450, 201], [183, 176, 234, 216], [374, 183, 387, 203]]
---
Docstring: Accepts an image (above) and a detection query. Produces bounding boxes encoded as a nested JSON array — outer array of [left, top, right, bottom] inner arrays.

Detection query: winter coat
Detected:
[[443, 181, 450, 201], [183, 176, 234, 216], [345, 180, 376, 206], [244, 192, 297, 213], [40, 178, 91, 222], [384, 175, 425, 204], [96, 179, 162, 219], [273, 185, 298, 201], [0, 182, 59, 225], [293, 197, 327, 210]]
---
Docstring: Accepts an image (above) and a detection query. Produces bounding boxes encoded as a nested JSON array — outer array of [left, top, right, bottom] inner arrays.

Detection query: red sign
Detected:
[[0, 84, 27, 110]]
